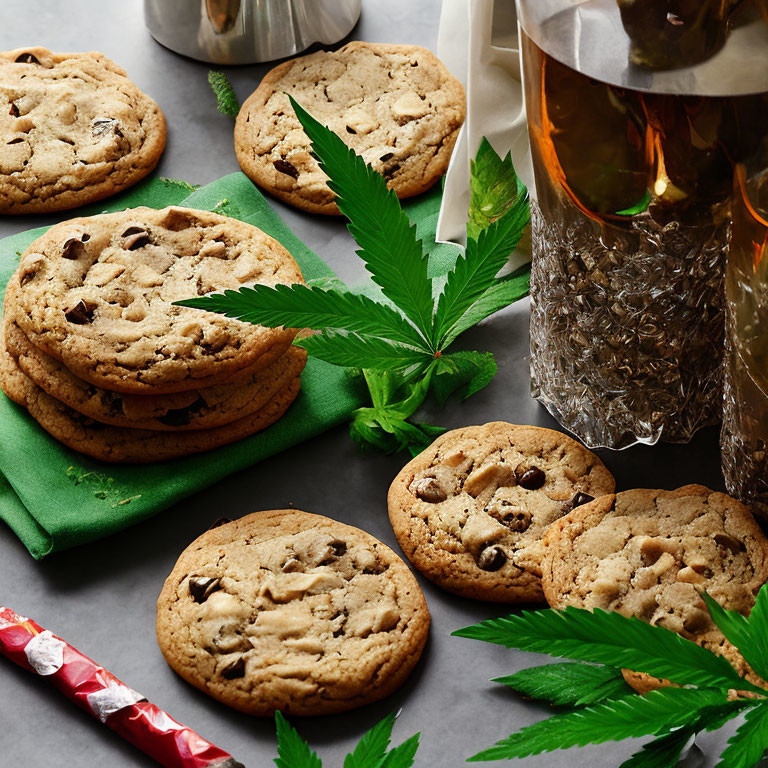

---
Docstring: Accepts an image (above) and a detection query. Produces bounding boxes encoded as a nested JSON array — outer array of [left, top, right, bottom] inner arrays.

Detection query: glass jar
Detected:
[[722, 142, 768, 517], [617, 0, 742, 69], [518, 0, 768, 449]]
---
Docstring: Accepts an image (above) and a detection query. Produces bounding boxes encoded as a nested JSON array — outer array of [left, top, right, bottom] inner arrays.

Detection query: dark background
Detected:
[[0, 1, 730, 765]]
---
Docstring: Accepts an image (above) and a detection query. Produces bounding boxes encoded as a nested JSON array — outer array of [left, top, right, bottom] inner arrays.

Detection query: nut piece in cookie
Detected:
[[387, 422, 616, 603], [234, 41, 466, 214], [156, 510, 430, 716], [541, 485, 768, 692], [0, 47, 166, 214]]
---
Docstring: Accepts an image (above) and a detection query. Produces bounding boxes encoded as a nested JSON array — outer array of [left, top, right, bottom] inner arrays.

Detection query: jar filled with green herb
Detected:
[[518, 0, 768, 448]]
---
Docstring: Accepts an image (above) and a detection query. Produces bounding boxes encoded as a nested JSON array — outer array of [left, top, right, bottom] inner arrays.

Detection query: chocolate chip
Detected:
[[346, 125, 356, 134], [158, 408, 191, 427], [121, 227, 151, 250], [714, 533, 744, 555], [380, 152, 394, 162], [208, 517, 232, 530], [319, 539, 348, 566], [189, 576, 222, 603], [515, 465, 546, 490], [127, 234, 151, 249], [221, 657, 245, 679], [412, 477, 447, 503], [332, 610, 348, 638], [478, 545, 507, 571], [64, 299, 96, 324], [92, 118, 119, 137], [383, 163, 401, 179], [7, 138, 24, 145], [274, 159, 299, 179], [9, 102, 19, 117], [158, 397, 205, 427], [61, 236, 88, 259], [19, 264, 39, 287], [501, 509, 532, 532], [330, 540, 347, 557], [563, 491, 595, 514], [15, 53, 40, 64]]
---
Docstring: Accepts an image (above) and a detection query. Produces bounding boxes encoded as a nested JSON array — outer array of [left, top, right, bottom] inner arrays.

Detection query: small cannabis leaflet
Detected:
[[208, 70, 240, 119], [184, 88, 530, 453], [273, 710, 419, 768], [454, 586, 768, 766], [65, 466, 141, 508], [211, 197, 243, 219]]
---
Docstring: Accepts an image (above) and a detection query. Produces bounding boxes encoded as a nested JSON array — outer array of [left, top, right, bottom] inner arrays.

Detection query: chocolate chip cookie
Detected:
[[0, 47, 166, 214], [156, 510, 430, 715], [235, 42, 466, 214], [5, 319, 306, 431], [387, 422, 616, 603], [11, 206, 303, 394], [541, 486, 768, 691], [0, 326, 27, 407], [0, 341, 301, 463]]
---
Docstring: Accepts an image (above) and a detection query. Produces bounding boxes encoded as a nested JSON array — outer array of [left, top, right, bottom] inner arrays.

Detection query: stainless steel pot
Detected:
[[144, 0, 363, 65]]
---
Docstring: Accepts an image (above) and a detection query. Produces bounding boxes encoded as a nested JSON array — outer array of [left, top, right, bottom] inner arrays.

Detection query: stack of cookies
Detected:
[[0, 205, 307, 463]]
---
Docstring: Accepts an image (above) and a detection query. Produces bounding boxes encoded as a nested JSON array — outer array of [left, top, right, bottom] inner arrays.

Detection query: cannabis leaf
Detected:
[[180, 99, 530, 453], [191, 284, 425, 347], [718, 703, 768, 768], [432, 350, 497, 406], [454, 606, 757, 692], [349, 368, 445, 455], [208, 70, 240, 118], [617, 725, 697, 768], [379, 734, 420, 767], [468, 688, 737, 761], [344, 713, 397, 768], [290, 97, 435, 339], [158, 177, 200, 194], [493, 662, 634, 707], [702, 590, 768, 682], [467, 137, 526, 239], [274, 711, 322, 768], [274, 711, 420, 768], [455, 586, 768, 765], [439, 267, 530, 348], [434, 185, 529, 345]]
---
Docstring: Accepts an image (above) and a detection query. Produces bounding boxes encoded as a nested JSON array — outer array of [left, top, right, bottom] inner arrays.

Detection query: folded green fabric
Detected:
[[0, 173, 450, 559], [0, 173, 373, 558]]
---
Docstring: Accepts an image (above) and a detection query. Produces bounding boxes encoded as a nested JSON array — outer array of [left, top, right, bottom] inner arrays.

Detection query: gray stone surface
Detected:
[[0, 1, 736, 766]]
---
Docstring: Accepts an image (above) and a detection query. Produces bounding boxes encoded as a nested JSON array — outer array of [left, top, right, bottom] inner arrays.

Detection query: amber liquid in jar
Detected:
[[523, 31, 766, 447], [722, 160, 768, 516]]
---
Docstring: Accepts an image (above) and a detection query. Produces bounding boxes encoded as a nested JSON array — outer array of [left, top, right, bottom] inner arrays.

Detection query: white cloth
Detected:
[[436, 0, 532, 269]]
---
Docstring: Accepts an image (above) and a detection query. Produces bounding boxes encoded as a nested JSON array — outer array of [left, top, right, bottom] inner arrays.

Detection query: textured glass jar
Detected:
[[722, 150, 768, 517], [518, 0, 768, 449]]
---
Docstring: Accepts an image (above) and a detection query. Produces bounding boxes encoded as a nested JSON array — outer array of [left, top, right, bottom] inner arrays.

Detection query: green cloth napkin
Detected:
[[0, 173, 449, 559]]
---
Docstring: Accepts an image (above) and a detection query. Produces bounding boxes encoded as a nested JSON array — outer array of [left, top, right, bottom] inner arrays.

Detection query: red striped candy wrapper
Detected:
[[0, 607, 244, 768]]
